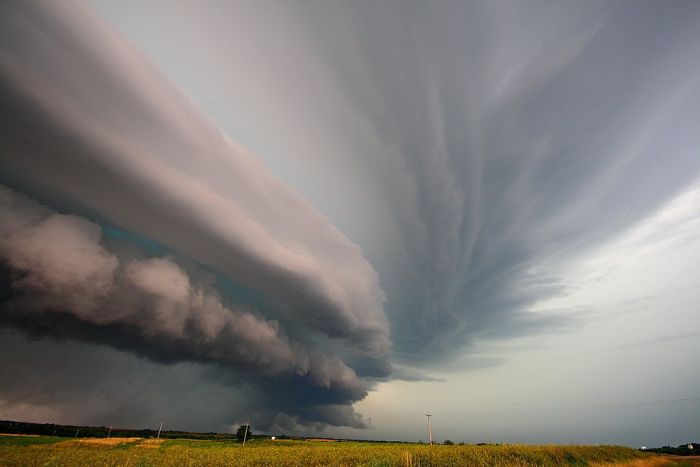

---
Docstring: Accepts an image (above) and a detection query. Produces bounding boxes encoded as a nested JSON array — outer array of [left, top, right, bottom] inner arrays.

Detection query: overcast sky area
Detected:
[[1, 0, 699, 447]]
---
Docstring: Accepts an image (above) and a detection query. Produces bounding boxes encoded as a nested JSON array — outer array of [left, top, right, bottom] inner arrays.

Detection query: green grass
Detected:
[[0, 435, 654, 466], [0, 435, 65, 446]]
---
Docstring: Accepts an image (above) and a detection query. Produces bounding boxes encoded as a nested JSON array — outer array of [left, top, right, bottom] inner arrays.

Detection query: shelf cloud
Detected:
[[0, 0, 388, 429], [2, 0, 700, 436]]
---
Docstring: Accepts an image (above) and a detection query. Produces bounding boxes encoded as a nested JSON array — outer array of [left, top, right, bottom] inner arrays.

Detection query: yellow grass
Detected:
[[592, 458, 672, 466], [137, 438, 165, 449], [54, 436, 142, 448], [0, 435, 674, 466]]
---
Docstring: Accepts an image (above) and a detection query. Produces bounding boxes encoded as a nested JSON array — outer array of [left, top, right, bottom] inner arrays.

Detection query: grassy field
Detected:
[[0, 434, 690, 467]]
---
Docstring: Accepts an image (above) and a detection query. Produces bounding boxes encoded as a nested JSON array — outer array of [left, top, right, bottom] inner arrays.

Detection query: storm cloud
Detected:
[[0, 185, 372, 428], [0, 0, 389, 359], [2, 0, 700, 436], [287, 1, 700, 361], [0, 185, 365, 387], [84, 0, 700, 365], [0, 0, 388, 429]]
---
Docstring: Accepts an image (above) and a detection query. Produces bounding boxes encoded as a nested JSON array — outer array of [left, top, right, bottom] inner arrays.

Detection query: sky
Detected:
[[0, 0, 699, 447]]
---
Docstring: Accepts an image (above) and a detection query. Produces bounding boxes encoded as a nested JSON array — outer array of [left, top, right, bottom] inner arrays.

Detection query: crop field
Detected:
[[0, 434, 691, 467]]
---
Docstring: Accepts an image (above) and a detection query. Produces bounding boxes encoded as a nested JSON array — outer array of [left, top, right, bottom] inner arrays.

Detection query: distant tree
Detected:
[[444, 440, 454, 445], [236, 424, 251, 442]]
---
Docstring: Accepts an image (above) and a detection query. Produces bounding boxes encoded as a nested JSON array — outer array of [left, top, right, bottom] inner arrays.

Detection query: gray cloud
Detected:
[[0, 0, 389, 359], [2, 0, 700, 437], [223, 0, 700, 363], [614, 331, 700, 350], [0, 184, 365, 389], [87, 0, 700, 368], [389, 367, 446, 383], [0, 0, 395, 429], [0, 185, 374, 429], [0, 329, 365, 433]]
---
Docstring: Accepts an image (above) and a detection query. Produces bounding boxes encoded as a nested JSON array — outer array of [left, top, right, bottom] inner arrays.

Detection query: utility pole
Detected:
[[243, 423, 250, 445], [425, 412, 433, 445], [157, 422, 163, 439]]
